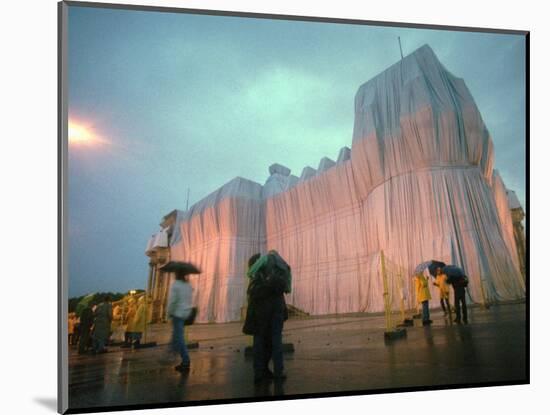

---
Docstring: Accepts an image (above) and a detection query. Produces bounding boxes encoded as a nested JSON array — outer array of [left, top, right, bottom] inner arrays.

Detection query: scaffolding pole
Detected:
[[381, 250, 393, 332]]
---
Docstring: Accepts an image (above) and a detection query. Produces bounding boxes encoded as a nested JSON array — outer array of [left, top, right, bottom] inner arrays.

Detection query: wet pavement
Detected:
[[68, 302, 526, 411]]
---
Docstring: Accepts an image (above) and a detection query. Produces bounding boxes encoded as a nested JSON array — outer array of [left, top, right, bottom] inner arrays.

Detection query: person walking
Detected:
[[167, 269, 195, 372], [93, 295, 113, 354], [415, 273, 432, 326], [434, 267, 452, 316], [450, 275, 469, 324], [78, 301, 95, 355], [246, 250, 291, 384]]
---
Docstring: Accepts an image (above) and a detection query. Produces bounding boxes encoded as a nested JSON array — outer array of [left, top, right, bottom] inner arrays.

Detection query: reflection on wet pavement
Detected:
[[69, 303, 526, 410]]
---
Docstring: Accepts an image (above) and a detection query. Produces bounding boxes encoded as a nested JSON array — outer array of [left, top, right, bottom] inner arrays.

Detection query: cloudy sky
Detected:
[[67, 5, 526, 297]]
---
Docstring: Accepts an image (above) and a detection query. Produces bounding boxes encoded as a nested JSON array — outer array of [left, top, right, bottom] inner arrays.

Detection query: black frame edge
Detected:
[[63, 0, 528, 36], [58, 1, 70, 414]]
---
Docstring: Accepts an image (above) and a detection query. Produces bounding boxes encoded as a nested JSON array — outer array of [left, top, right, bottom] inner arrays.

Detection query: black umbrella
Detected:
[[442, 265, 466, 283], [160, 261, 201, 275]]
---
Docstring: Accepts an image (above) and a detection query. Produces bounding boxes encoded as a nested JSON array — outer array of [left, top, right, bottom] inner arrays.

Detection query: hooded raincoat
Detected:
[[415, 274, 432, 303]]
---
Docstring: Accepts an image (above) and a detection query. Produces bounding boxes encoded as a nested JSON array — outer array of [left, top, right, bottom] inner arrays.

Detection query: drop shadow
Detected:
[[34, 397, 57, 412]]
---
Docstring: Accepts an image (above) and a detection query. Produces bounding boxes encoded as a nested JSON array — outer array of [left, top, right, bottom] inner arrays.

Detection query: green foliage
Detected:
[[68, 291, 128, 315]]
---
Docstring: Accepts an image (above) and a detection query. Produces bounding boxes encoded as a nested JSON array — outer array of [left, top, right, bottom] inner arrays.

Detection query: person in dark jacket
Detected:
[[78, 301, 96, 355], [93, 295, 113, 354], [450, 275, 469, 324], [245, 251, 290, 384]]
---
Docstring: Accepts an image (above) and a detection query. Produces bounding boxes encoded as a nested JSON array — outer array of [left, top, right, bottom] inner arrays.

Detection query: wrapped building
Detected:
[[145, 45, 525, 323]]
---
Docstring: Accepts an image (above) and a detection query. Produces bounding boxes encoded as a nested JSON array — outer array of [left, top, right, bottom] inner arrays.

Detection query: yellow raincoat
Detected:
[[111, 305, 122, 331], [68, 314, 75, 335], [415, 274, 431, 303], [434, 274, 450, 299], [132, 297, 148, 334], [125, 302, 137, 332]]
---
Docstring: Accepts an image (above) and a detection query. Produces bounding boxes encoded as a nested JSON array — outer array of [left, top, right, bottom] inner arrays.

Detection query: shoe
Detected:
[[422, 320, 432, 326], [454, 319, 461, 324], [463, 319, 468, 324]]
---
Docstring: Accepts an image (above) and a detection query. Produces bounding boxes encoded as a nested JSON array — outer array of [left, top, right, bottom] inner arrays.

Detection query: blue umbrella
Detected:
[[414, 260, 446, 276]]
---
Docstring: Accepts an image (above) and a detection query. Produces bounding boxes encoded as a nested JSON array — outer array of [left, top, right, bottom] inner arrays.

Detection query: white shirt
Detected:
[[167, 279, 193, 319]]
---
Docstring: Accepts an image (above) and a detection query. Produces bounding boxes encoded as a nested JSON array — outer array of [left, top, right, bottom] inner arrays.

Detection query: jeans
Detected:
[[421, 300, 430, 322], [253, 311, 284, 378], [454, 291, 468, 322], [171, 317, 190, 365]]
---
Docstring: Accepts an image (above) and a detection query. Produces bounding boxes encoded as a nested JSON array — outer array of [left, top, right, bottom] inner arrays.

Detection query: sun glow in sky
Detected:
[[68, 121, 98, 145]]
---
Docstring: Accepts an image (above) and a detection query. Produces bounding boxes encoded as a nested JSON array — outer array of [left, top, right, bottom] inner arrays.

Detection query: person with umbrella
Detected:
[[165, 261, 200, 372], [434, 267, 452, 317], [415, 272, 432, 326], [443, 265, 469, 324], [245, 250, 291, 383]]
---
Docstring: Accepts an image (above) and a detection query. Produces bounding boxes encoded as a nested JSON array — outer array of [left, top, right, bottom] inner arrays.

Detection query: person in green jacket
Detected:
[[92, 295, 113, 354]]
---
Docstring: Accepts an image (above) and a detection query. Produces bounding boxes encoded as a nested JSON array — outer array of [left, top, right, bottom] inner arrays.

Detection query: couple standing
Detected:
[[243, 251, 291, 384]]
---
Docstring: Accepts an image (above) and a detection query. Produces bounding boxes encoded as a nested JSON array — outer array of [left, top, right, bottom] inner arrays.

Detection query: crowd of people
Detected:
[[68, 293, 149, 355], [68, 251, 288, 388]]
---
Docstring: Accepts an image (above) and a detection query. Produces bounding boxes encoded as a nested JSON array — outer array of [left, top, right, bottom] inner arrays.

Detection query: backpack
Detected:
[[457, 276, 469, 288], [184, 307, 197, 325]]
